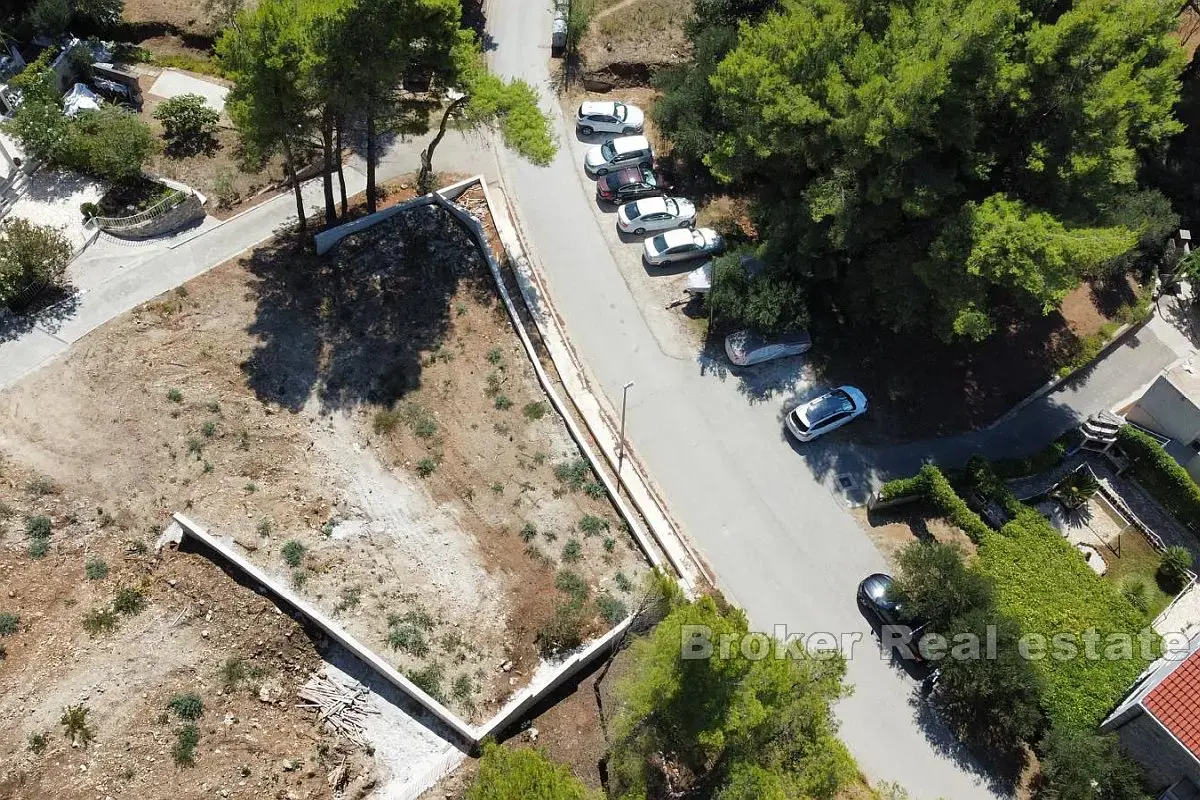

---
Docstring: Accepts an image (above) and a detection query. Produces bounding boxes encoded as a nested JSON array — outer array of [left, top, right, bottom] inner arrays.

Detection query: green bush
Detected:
[[536, 601, 588, 656], [991, 434, 1074, 480], [85, 557, 109, 581], [68, 107, 160, 184], [25, 515, 52, 540], [467, 741, 599, 800], [0, 612, 19, 636], [168, 693, 204, 720], [1120, 425, 1200, 529], [978, 505, 1156, 731], [1158, 545, 1194, 594], [280, 540, 305, 567], [922, 465, 993, 543], [173, 724, 200, 766], [113, 587, 145, 616], [877, 473, 927, 502], [0, 219, 73, 310], [596, 592, 628, 624], [153, 94, 219, 149]]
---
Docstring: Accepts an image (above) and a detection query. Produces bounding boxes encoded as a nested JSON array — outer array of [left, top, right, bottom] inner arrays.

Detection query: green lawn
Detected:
[[1101, 529, 1175, 621]]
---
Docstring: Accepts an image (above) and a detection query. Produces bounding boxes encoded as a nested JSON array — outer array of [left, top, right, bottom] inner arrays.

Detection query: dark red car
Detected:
[[596, 166, 666, 204]]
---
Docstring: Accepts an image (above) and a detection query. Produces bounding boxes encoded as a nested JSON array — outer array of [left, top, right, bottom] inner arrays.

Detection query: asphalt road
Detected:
[[485, 2, 1002, 798]]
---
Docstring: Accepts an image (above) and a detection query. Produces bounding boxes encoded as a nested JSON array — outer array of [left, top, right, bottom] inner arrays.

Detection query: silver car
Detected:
[[725, 330, 813, 366], [616, 196, 696, 235], [576, 101, 645, 136], [642, 227, 725, 265]]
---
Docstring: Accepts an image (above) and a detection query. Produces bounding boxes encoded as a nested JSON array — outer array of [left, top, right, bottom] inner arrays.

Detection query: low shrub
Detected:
[[877, 473, 927, 503], [280, 540, 305, 567], [554, 569, 589, 606], [168, 693, 204, 720], [562, 538, 583, 563], [1120, 425, 1200, 530], [173, 724, 200, 766], [60, 704, 94, 748], [536, 601, 588, 656], [27, 539, 49, 559], [113, 587, 145, 616], [522, 401, 548, 421], [27, 732, 47, 753], [407, 661, 446, 702], [554, 459, 591, 491], [596, 592, 628, 624], [578, 514, 609, 536], [85, 557, 109, 581], [0, 612, 19, 636], [25, 515, 51, 539], [82, 607, 118, 635]]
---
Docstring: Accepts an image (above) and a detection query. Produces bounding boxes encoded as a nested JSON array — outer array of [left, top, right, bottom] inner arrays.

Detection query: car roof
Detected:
[[580, 100, 617, 116], [660, 228, 696, 248], [632, 196, 667, 214], [611, 135, 649, 153], [861, 573, 896, 608], [609, 167, 643, 184]]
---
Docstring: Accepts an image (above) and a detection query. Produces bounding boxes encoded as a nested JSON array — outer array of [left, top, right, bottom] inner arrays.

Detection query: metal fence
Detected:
[[84, 189, 185, 232]]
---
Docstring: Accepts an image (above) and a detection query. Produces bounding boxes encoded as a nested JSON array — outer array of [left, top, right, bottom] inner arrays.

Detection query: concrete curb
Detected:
[[480, 182, 708, 593]]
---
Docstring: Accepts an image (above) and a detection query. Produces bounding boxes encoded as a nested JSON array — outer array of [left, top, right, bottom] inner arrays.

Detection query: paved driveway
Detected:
[[485, 2, 1005, 797]]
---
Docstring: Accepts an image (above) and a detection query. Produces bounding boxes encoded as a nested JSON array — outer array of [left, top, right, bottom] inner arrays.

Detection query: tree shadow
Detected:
[[240, 203, 495, 414], [0, 285, 80, 343], [907, 689, 1026, 798], [163, 133, 221, 160]]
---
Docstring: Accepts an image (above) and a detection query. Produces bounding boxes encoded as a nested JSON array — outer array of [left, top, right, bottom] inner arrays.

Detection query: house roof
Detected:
[[1145, 647, 1200, 758]]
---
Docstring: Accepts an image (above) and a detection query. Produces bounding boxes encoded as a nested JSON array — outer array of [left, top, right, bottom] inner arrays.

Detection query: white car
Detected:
[[642, 227, 725, 265], [725, 330, 813, 366], [616, 196, 696, 235], [576, 101, 645, 136], [584, 135, 653, 176], [785, 387, 868, 442]]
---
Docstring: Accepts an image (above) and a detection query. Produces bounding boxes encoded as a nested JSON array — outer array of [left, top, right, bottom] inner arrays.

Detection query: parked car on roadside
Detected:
[[642, 227, 725, 265], [596, 166, 665, 204], [725, 330, 813, 366], [857, 573, 928, 663], [576, 101, 645, 136], [784, 386, 867, 441], [584, 135, 653, 176], [617, 196, 696, 235]]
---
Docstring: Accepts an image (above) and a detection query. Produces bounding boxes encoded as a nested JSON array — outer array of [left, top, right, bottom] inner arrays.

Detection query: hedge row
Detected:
[[1118, 425, 1200, 530], [877, 473, 927, 502], [979, 505, 1157, 732], [877, 465, 992, 543], [922, 465, 994, 544]]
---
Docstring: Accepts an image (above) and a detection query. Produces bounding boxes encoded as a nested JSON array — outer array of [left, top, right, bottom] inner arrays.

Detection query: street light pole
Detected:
[[617, 381, 634, 487]]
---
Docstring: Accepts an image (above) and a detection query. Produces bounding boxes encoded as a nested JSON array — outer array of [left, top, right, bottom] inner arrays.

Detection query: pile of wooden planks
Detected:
[[296, 672, 378, 747]]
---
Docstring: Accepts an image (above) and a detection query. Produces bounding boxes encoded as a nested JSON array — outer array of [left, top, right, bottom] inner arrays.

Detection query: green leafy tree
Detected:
[[1037, 726, 1151, 800], [0, 219, 73, 310], [417, 43, 556, 192], [217, 0, 315, 237], [678, 0, 1185, 339], [71, 108, 159, 183], [154, 94, 220, 154], [609, 595, 857, 800], [933, 609, 1045, 749], [891, 541, 993, 633], [466, 741, 599, 800]]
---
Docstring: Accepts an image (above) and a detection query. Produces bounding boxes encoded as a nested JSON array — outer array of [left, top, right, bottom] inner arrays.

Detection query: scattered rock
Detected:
[[527, 727, 538, 743], [258, 679, 283, 703], [499, 660, 512, 673], [280, 758, 300, 772]]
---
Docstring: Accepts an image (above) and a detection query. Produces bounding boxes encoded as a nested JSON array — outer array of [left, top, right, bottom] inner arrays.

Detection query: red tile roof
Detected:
[[1145, 649, 1200, 759]]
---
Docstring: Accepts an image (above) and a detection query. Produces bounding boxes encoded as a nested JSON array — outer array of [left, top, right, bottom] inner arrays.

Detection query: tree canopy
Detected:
[[665, 0, 1185, 340], [608, 595, 857, 800]]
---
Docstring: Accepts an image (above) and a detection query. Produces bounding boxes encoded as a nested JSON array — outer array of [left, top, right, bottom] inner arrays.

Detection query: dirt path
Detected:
[[591, 0, 642, 22]]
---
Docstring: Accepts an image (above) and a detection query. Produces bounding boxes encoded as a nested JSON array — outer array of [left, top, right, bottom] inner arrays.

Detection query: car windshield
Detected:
[[808, 390, 854, 423], [600, 141, 615, 160], [650, 234, 668, 253], [665, 198, 679, 216], [615, 102, 627, 121], [626, 201, 641, 219]]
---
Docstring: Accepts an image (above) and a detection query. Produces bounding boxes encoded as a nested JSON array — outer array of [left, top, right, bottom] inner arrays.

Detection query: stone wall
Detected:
[[1113, 709, 1200, 792], [104, 192, 205, 240]]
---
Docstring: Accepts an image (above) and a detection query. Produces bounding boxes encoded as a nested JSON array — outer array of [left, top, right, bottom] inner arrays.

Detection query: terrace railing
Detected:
[[84, 188, 185, 232]]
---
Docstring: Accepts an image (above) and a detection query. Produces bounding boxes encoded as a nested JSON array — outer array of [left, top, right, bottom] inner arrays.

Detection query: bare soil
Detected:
[[579, 0, 691, 88], [853, 506, 978, 567], [0, 187, 647, 725], [0, 460, 375, 800]]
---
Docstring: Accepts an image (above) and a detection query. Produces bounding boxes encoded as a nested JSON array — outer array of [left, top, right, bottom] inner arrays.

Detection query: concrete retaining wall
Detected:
[[167, 513, 477, 744], [104, 192, 205, 240]]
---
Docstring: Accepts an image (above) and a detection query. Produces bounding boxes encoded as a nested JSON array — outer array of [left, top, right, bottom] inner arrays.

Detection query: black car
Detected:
[[596, 166, 665, 204], [857, 573, 927, 662]]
